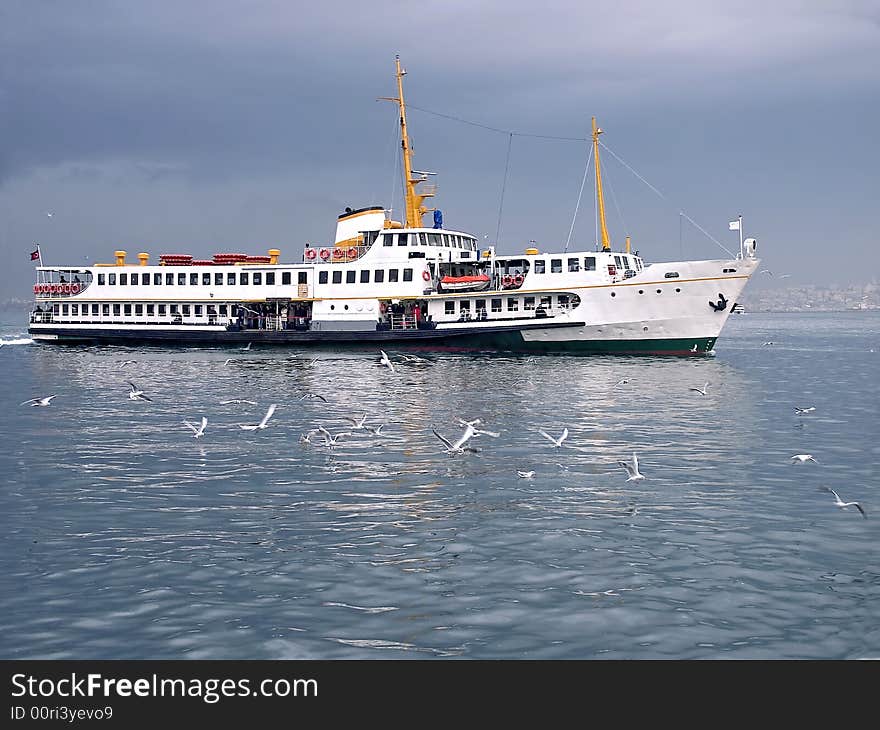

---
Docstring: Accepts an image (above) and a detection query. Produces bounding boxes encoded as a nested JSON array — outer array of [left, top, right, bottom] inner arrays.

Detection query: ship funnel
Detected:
[[138, 253, 149, 266], [114, 250, 127, 266], [268, 248, 280, 264], [743, 238, 757, 259]]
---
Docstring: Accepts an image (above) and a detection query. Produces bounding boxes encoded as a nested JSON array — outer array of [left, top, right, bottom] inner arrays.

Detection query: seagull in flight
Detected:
[[760, 269, 773, 277], [618, 452, 646, 481], [20, 395, 57, 407], [240, 342, 252, 351], [824, 488, 866, 518], [299, 428, 321, 444], [379, 350, 395, 372], [400, 354, 427, 363], [46, 212, 54, 218], [689, 382, 710, 396], [300, 393, 328, 403], [779, 274, 792, 279], [223, 358, 234, 366], [791, 454, 819, 464], [344, 413, 369, 430], [183, 417, 208, 439], [690, 344, 698, 353], [368, 424, 387, 436], [432, 425, 480, 455], [119, 360, 136, 367], [538, 428, 568, 448], [317, 425, 350, 447], [220, 399, 257, 405], [794, 406, 816, 414], [614, 379, 630, 387], [239, 403, 277, 431], [517, 470, 535, 479], [127, 382, 152, 401]]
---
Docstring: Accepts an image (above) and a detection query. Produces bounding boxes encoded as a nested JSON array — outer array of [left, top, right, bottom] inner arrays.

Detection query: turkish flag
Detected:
[[30, 250, 39, 260]]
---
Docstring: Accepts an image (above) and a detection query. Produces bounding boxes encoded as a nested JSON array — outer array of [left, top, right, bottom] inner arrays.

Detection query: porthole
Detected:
[[643, 326, 648, 332], [611, 292, 616, 298], [656, 289, 662, 294], [344, 304, 349, 310], [330, 305, 335, 310], [675, 288, 681, 293], [638, 290, 644, 294]]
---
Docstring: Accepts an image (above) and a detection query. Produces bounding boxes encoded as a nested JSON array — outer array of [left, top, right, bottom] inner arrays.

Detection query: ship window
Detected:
[[360, 270, 370, 283], [398, 233, 408, 246], [282, 272, 291, 285], [419, 233, 427, 246], [182, 304, 191, 316], [165, 273, 173, 285], [383, 234, 393, 247], [98, 273, 106, 285], [475, 299, 486, 314], [52, 304, 59, 315], [298, 272, 307, 284], [507, 298, 519, 311], [374, 270, 384, 283], [123, 304, 132, 316], [178, 273, 186, 286], [664, 272, 680, 278], [153, 273, 161, 285], [120, 273, 128, 285], [443, 236, 451, 247], [135, 304, 143, 316], [109, 273, 117, 285], [388, 269, 399, 282], [91, 304, 99, 315], [332, 271, 342, 284], [194, 305, 203, 316], [445, 301, 455, 315], [319, 271, 328, 284], [158, 304, 166, 316], [491, 298, 502, 312], [346, 270, 356, 284], [558, 295, 570, 308], [534, 259, 546, 274], [459, 300, 470, 311], [169, 304, 178, 314], [428, 233, 441, 246], [113, 304, 121, 316], [198, 272, 208, 285], [227, 272, 236, 285], [146, 304, 154, 316], [540, 296, 552, 308], [614, 256, 623, 268], [253, 273, 262, 285], [102, 304, 110, 316], [550, 259, 562, 273], [189, 273, 197, 285], [219, 304, 228, 316], [240, 272, 249, 285], [403, 268, 413, 282], [584, 256, 596, 271], [141, 273, 149, 285], [62, 304, 69, 316], [130, 275, 137, 286], [266, 272, 275, 285], [207, 305, 216, 315], [215, 272, 223, 285], [568, 258, 580, 272], [524, 296, 535, 310]]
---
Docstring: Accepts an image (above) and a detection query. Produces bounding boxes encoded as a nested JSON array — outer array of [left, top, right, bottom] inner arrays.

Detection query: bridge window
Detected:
[[202, 272, 211, 285], [153, 273, 161, 285], [360, 270, 370, 283], [179, 273, 186, 286], [240, 272, 249, 285], [491, 298, 502, 312], [445, 301, 455, 315], [190, 273, 198, 285], [332, 271, 342, 284], [98, 273, 106, 285], [507, 298, 519, 312], [165, 273, 173, 285], [568, 258, 580, 272], [266, 272, 275, 285], [282, 272, 291, 285], [319, 271, 328, 284], [227, 272, 236, 285], [550, 259, 562, 273], [215, 272, 223, 286], [584, 257, 596, 271], [346, 270, 356, 284], [398, 233, 409, 246], [388, 269, 399, 282], [428, 233, 441, 246], [253, 273, 262, 285], [403, 268, 413, 282], [120, 273, 128, 285], [534, 259, 546, 274], [383, 234, 393, 246], [298, 272, 307, 284], [109, 273, 117, 285], [374, 270, 385, 283], [130, 275, 138, 286]]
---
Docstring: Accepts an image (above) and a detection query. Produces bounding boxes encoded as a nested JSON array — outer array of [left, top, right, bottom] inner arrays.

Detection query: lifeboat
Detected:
[[439, 274, 490, 292]]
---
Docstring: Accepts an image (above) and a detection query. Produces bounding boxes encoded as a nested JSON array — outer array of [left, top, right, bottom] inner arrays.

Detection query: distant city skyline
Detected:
[[2, 1, 878, 298]]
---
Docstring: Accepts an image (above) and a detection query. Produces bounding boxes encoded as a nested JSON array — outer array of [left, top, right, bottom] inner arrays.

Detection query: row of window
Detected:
[[51, 302, 238, 318], [96, 271, 309, 287], [318, 268, 415, 285], [442, 294, 576, 316], [525, 255, 639, 274], [380, 232, 477, 250]]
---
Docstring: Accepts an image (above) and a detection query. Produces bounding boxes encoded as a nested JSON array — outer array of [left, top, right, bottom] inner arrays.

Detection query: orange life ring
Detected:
[[319, 248, 330, 260], [348, 247, 358, 258], [513, 274, 524, 286], [305, 248, 316, 260], [501, 275, 512, 287], [71, 283, 80, 294], [422, 270, 430, 282]]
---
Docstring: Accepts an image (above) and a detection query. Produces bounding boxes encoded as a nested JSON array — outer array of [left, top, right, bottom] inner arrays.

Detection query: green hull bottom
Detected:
[[442, 332, 718, 355]]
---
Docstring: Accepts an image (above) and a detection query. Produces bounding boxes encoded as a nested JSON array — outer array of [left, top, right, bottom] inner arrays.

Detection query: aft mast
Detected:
[[380, 56, 435, 228], [592, 117, 612, 252]]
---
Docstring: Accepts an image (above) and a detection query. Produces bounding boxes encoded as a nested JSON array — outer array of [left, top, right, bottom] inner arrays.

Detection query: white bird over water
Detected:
[[618, 452, 646, 481], [183, 417, 207, 439], [20, 395, 57, 407], [127, 382, 152, 401], [119, 360, 136, 367], [538, 428, 568, 448], [317, 425, 350, 447], [824, 488, 866, 518], [614, 379, 630, 387], [517, 470, 535, 479], [689, 382, 710, 396], [223, 358, 233, 366], [794, 406, 816, 414], [344, 413, 369, 430], [299, 393, 328, 403], [299, 428, 321, 444], [432, 425, 480, 455], [379, 350, 395, 372], [791, 454, 819, 464], [368, 424, 387, 436], [220, 399, 257, 405], [239, 403, 277, 431], [46, 212, 53, 218], [241, 342, 252, 351]]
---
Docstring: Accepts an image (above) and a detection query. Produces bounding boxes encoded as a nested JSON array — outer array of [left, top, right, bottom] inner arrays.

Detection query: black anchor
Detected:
[[709, 293, 728, 312]]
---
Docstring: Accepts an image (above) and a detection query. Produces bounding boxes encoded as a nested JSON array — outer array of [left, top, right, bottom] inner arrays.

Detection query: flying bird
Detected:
[[368, 424, 387, 436], [400, 354, 427, 363], [538, 428, 568, 448], [794, 407, 816, 415], [127, 382, 152, 401], [689, 382, 710, 396], [317, 425, 350, 447], [779, 274, 792, 279], [20, 395, 57, 407], [760, 270, 773, 277], [46, 212, 53, 218], [223, 358, 233, 366], [299, 393, 328, 403], [183, 417, 208, 439], [239, 403, 277, 431], [220, 399, 257, 405], [119, 360, 136, 367], [824, 488, 866, 518], [618, 452, 646, 481], [517, 470, 535, 479], [241, 342, 252, 351], [432, 425, 480, 455], [344, 413, 369, 430], [614, 379, 630, 387], [791, 454, 818, 464], [690, 344, 698, 353], [379, 350, 395, 372]]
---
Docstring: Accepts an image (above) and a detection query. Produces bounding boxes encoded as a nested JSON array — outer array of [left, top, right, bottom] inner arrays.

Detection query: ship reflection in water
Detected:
[[3, 312, 878, 659]]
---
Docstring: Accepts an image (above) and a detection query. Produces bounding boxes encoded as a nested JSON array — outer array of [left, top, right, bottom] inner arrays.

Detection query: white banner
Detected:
[[729, 220, 741, 231]]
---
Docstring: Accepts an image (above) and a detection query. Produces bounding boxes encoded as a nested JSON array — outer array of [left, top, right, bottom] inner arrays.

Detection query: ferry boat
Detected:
[[27, 58, 759, 355]]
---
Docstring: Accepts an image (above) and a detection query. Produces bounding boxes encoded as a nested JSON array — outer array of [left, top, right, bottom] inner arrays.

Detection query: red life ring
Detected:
[[379, 302, 387, 313], [49, 284, 58, 294], [348, 247, 358, 258], [501, 275, 512, 287], [33, 284, 39, 294], [42, 284, 50, 294], [63, 284, 71, 294], [71, 283, 80, 294], [332, 248, 344, 259], [305, 248, 317, 260], [513, 274, 524, 286], [422, 270, 430, 282], [319, 248, 330, 260]]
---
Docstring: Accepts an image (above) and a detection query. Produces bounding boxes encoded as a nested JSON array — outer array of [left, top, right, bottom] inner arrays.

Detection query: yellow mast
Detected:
[[592, 117, 611, 252], [379, 56, 434, 228]]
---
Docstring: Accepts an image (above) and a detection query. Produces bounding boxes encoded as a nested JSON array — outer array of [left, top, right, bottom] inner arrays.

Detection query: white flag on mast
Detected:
[[729, 220, 741, 231]]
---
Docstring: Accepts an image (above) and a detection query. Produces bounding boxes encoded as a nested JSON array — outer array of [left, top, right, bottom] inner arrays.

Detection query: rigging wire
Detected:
[[603, 161, 629, 244], [377, 111, 402, 211], [564, 142, 593, 253], [494, 133, 513, 248], [407, 104, 587, 142]]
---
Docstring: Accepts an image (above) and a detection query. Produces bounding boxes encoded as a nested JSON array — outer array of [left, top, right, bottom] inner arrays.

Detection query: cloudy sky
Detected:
[[1, 0, 878, 298]]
